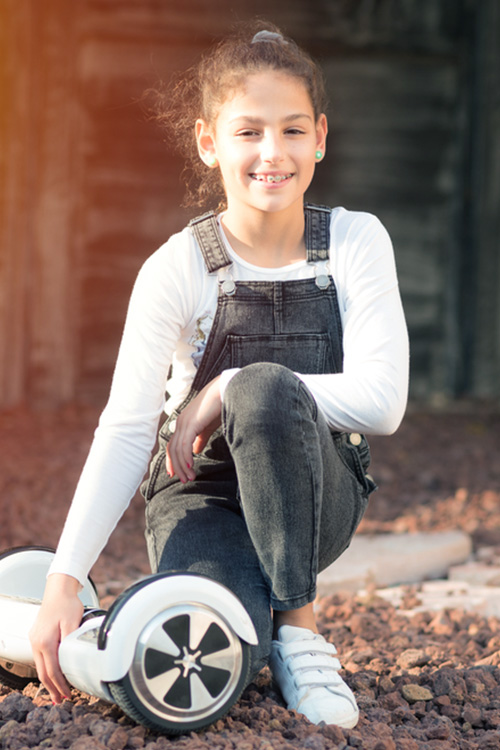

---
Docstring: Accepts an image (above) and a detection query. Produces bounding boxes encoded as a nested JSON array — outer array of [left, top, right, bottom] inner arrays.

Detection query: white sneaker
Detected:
[[269, 625, 359, 728]]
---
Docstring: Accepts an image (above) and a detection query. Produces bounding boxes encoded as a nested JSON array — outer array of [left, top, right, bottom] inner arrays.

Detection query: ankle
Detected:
[[273, 604, 318, 638]]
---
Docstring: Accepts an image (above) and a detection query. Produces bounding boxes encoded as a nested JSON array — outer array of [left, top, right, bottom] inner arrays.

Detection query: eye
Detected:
[[236, 129, 259, 137], [285, 128, 306, 135]]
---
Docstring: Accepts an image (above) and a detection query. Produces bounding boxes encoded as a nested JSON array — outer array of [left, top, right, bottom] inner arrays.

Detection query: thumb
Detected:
[[193, 414, 222, 454], [193, 428, 211, 454]]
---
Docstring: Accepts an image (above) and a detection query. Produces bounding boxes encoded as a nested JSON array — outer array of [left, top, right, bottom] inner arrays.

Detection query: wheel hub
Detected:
[[174, 647, 202, 679], [128, 602, 244, 723]]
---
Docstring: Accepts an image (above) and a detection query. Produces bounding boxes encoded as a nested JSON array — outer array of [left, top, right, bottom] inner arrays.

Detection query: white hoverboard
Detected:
[[0, 547, 258, 734]]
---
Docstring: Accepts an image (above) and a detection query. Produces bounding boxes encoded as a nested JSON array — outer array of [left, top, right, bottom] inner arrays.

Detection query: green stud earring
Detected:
[[207, 155, 217, 167], [315, 150, 323, 160]]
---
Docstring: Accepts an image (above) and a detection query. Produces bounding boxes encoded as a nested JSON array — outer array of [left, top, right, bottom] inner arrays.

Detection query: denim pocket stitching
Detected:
[[144, 448, 166, 502]]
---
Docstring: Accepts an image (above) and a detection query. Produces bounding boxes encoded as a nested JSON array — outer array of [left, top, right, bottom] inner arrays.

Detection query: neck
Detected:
[[221, 202, 306, 268]]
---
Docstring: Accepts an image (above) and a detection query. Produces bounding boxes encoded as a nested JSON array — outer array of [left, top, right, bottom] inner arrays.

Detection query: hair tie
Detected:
[[251, 30, 286, 45]]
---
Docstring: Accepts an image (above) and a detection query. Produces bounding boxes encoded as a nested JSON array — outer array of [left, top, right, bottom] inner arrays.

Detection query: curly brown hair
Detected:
[[151, 21, 328, 211]]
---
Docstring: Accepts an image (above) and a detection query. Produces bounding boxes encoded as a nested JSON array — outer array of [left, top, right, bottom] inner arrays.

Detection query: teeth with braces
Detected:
[[252, 174, 293, 183]]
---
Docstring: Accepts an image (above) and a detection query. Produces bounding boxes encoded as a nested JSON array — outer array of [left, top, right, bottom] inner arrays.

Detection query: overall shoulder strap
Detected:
[[189, 212, 232, 273], [190, 204, 332, 269], [304, 203, 332, 263]]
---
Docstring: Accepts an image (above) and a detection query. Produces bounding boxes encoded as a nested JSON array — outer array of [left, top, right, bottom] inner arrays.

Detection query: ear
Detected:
[[196, 119, 217, 167], [315, 114, 328, 157]]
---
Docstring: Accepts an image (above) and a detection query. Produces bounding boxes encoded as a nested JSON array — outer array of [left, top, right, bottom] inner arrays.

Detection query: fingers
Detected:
[[29, 576, 83, 704], [31, 631, 71, 704], [166, 425, 196, 483], [166, 416, 222, 481], [165, 376, 222, 482]]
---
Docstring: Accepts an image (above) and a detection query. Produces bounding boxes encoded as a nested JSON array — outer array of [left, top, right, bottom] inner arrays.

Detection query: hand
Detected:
[[29, 573, 84, 703], [166, 376, 222, 483]]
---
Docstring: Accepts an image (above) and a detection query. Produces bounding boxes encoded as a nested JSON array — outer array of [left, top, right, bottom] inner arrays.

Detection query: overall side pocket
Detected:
[[333, 433, 378, 497]]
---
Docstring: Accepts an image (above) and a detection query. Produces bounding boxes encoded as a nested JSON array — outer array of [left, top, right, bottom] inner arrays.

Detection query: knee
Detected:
[[224, 363, 300, 413], [223, 363, 316, 441]]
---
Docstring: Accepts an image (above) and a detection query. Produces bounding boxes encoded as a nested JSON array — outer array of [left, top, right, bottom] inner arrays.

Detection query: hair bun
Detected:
[[251, 30, 286, 45]]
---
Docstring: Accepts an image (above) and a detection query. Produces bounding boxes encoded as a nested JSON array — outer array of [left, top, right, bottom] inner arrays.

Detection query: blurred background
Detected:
[[1, 0, 499, 411]]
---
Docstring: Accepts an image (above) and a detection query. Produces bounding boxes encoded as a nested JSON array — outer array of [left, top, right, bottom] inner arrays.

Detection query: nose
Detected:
[[261, 132, 284, 164]]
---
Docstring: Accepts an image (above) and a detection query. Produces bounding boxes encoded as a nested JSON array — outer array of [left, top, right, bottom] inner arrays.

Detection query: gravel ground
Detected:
[[1, 403, 500, 749]]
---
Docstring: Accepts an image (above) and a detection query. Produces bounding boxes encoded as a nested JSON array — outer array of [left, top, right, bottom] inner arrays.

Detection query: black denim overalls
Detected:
[[143, 203, 373, 672]]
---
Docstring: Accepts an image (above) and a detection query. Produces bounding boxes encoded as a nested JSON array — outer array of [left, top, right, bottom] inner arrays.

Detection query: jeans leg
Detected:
[[222, 362, 368, 612], [144, 461, 273, 676]]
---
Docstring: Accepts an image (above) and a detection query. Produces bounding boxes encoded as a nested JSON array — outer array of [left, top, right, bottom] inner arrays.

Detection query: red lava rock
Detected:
[[349, 613, 387, 641], [302, 735, 329, 750], [70, 737, 108, 750], [390, 737, 419, 750], [434, 694, 451, 707], [377, 676, 396, 694], [347, 729, 364, 747], [390, 706, 419, 726], [401, 684, 433, 703], [318, 722, 346, 744], [423, 714, 454, 739], [368, 657, 391, 674], [429, 611, 456, 636], [0, 692, 35, 721], [396, 648, 431, 670], [106, 726, 129, 750], [350, 671, 377, 692], [2, 409, 500, 748], [439, 703, 462, 721], [410, 700, 427, 719], [462, 703, 483, 726], [0, 720, 19, 744], [373, 740, 396, 750], [478, 730, 500, 749], [431, 667, 467, 700], [484, 709, 500, 728], [379, 690, 408, 711]]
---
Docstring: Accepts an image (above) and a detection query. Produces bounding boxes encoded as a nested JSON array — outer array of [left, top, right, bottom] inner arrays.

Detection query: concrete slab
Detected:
[[448, 561, 500, 586], [372, 579, 500, 619], [317, 530, 472, 596]]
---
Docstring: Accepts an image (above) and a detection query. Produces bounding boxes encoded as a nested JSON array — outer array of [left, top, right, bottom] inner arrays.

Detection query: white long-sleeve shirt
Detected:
[[49, 207, 409, 585]]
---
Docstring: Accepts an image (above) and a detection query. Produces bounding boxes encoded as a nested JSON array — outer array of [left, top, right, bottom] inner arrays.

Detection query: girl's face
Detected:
[[196, 71, 327, 219]]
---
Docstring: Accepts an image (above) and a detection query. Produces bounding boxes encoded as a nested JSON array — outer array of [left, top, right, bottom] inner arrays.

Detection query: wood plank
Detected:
[[0, 1, 34, 406], [469, 0, 500, 397], [27, 0, 84, 405]]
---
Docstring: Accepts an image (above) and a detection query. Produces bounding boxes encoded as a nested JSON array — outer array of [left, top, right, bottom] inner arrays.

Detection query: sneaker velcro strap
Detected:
[[294, 669, 345, 689], [289, 654, 342, 673], [279, 639, 338, 660]]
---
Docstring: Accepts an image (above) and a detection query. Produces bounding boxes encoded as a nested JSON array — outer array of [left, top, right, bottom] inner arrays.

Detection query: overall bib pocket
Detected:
[[202, 332, 335, 385]]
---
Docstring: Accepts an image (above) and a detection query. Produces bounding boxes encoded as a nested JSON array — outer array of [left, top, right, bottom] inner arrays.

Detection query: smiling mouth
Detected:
[[250, 173, 293, 183]]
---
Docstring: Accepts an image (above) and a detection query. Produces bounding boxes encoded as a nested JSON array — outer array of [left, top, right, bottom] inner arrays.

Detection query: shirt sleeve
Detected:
[[297, 213, 409, 435], [48, 240, 189, 586]]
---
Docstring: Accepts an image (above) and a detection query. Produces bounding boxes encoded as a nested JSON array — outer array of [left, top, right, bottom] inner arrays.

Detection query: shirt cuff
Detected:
[[219, 368, 241, 401]]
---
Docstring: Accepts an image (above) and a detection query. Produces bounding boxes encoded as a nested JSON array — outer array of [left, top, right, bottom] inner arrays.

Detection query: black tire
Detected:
[[0, 660, 38, 690], [107, 602, 250, 734]]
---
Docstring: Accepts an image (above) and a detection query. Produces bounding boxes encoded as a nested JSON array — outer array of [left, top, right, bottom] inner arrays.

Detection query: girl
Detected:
[[30, 23, 409, 729]]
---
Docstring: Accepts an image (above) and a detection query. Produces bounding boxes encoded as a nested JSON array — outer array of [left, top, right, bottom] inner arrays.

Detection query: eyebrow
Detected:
[[229, 113, 313, 125]]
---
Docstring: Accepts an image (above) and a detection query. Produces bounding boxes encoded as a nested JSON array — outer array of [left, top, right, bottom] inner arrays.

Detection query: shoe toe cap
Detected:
[[297, 687, 359, 728]]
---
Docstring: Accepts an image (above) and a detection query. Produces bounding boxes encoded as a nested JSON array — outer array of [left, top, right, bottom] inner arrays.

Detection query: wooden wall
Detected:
[[1, 0, 499, 409]]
